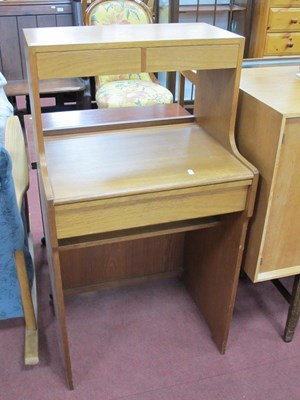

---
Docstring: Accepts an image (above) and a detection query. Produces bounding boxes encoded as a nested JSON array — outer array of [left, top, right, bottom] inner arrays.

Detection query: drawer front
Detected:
[[146, 45, 239, 71], [265, 32, 300, 54], [55, 184, 250, 239], [37, 48, 142, 79], [270, 1, 300, 6], [268, 8, 300, 32]]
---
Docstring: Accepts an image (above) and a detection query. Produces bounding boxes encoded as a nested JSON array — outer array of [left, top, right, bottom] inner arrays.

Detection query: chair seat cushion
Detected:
[[97, 72, 152, 86], [96, 80, 173, 108]]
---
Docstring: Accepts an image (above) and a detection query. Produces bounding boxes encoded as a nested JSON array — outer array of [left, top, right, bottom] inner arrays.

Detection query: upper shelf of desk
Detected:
[[24, 23, 244, 79]]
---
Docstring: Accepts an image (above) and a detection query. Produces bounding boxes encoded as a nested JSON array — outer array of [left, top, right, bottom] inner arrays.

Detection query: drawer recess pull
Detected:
[[290, 18, 298, 24]]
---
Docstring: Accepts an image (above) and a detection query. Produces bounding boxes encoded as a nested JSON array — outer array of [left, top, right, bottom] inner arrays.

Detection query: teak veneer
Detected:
[[24, 22, 258, 389]]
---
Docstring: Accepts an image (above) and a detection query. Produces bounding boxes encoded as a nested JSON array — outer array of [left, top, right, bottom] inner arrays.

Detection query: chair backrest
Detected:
[[85, 0, 153, 26], [4, 116, 28, 211], [85, 0, 154, 88], [143, 0, 154, 13]]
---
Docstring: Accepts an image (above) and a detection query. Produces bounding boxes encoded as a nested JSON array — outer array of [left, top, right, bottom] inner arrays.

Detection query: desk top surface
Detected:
[[240, 66, 300, 118], [44, 122, 252, 204], [24, 23, 244, 51]]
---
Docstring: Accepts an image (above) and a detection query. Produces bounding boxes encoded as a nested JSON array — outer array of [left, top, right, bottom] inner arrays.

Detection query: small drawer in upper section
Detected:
[[37, 49, 142, 79], [145, 45, 240, 72], [268, 8, 300, 32]]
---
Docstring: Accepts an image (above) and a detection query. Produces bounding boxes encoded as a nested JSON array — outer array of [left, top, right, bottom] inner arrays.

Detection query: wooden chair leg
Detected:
[[15, 250, 39, 365], [178, 73, 186, 107], [283, 275, 300, 343]]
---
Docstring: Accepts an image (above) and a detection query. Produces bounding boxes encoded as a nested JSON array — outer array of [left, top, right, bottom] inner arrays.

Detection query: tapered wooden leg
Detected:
[[47, 247, 74, 389], [183, 211, 248, 353], [283, 275, 300, 343], [38, 176, 74, 389], [15, 250, 38, 365]]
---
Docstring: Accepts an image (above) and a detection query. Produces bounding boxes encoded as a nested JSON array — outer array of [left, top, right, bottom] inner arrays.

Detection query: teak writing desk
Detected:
[[24, 23, 258, 389]]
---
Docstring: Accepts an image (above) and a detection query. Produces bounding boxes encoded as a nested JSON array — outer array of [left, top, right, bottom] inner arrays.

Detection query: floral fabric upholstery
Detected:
[[97, 72, 152, 87], [89, 0, 151, 25], [96, 79, 173, 108], [86, 0, 173, 108], [0, 146, 33, 320]]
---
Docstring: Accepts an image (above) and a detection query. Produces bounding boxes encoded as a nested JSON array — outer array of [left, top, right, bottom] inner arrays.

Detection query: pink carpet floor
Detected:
[[1, 167, 300, 400]]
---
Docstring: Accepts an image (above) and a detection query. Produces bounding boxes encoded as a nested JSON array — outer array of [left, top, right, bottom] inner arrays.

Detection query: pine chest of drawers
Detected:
[[249, 0, 300, 57]]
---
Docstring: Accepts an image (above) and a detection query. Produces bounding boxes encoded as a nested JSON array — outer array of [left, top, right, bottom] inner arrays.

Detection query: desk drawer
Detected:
[[146, 45, 239, 72], [268, 8, 300, 32], [265, 32, 300, 54], [54, 182, 250, 239], [37, 48, 141, 79]]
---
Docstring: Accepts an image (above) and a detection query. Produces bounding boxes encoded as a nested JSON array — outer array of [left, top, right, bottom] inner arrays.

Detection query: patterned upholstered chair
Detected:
[[0, 116, 38, 365], [84, 0, 173, 108]]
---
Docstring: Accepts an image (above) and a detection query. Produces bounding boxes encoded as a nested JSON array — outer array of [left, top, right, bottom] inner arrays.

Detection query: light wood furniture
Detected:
[[249, 0, 300, 58], [236, 65, 300, 339], [24, 104, 193, 298], [24, 22, 257, 389], [4, 116, 39, 365]]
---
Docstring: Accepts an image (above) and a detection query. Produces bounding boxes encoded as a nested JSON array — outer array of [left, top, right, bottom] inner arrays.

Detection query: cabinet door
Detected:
[[260, 117, 300, 275], [0, 16, 23, 80], [0, 2, 73, 81]]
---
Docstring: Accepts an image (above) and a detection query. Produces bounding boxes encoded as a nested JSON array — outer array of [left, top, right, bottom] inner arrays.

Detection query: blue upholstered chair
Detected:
[[0, 116, 38, 365]]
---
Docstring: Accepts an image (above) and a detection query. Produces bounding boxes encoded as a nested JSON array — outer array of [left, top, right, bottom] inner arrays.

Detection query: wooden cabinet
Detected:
[[0, 0, 73, 82], [249, 0, 300, 57], [236, 65, 300, 282]]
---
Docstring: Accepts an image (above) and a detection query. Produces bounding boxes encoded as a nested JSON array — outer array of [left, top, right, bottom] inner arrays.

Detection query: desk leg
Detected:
[[183, 211, 248, 353], [50, 249, 74, 389], [39, 179, 74, 389]]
